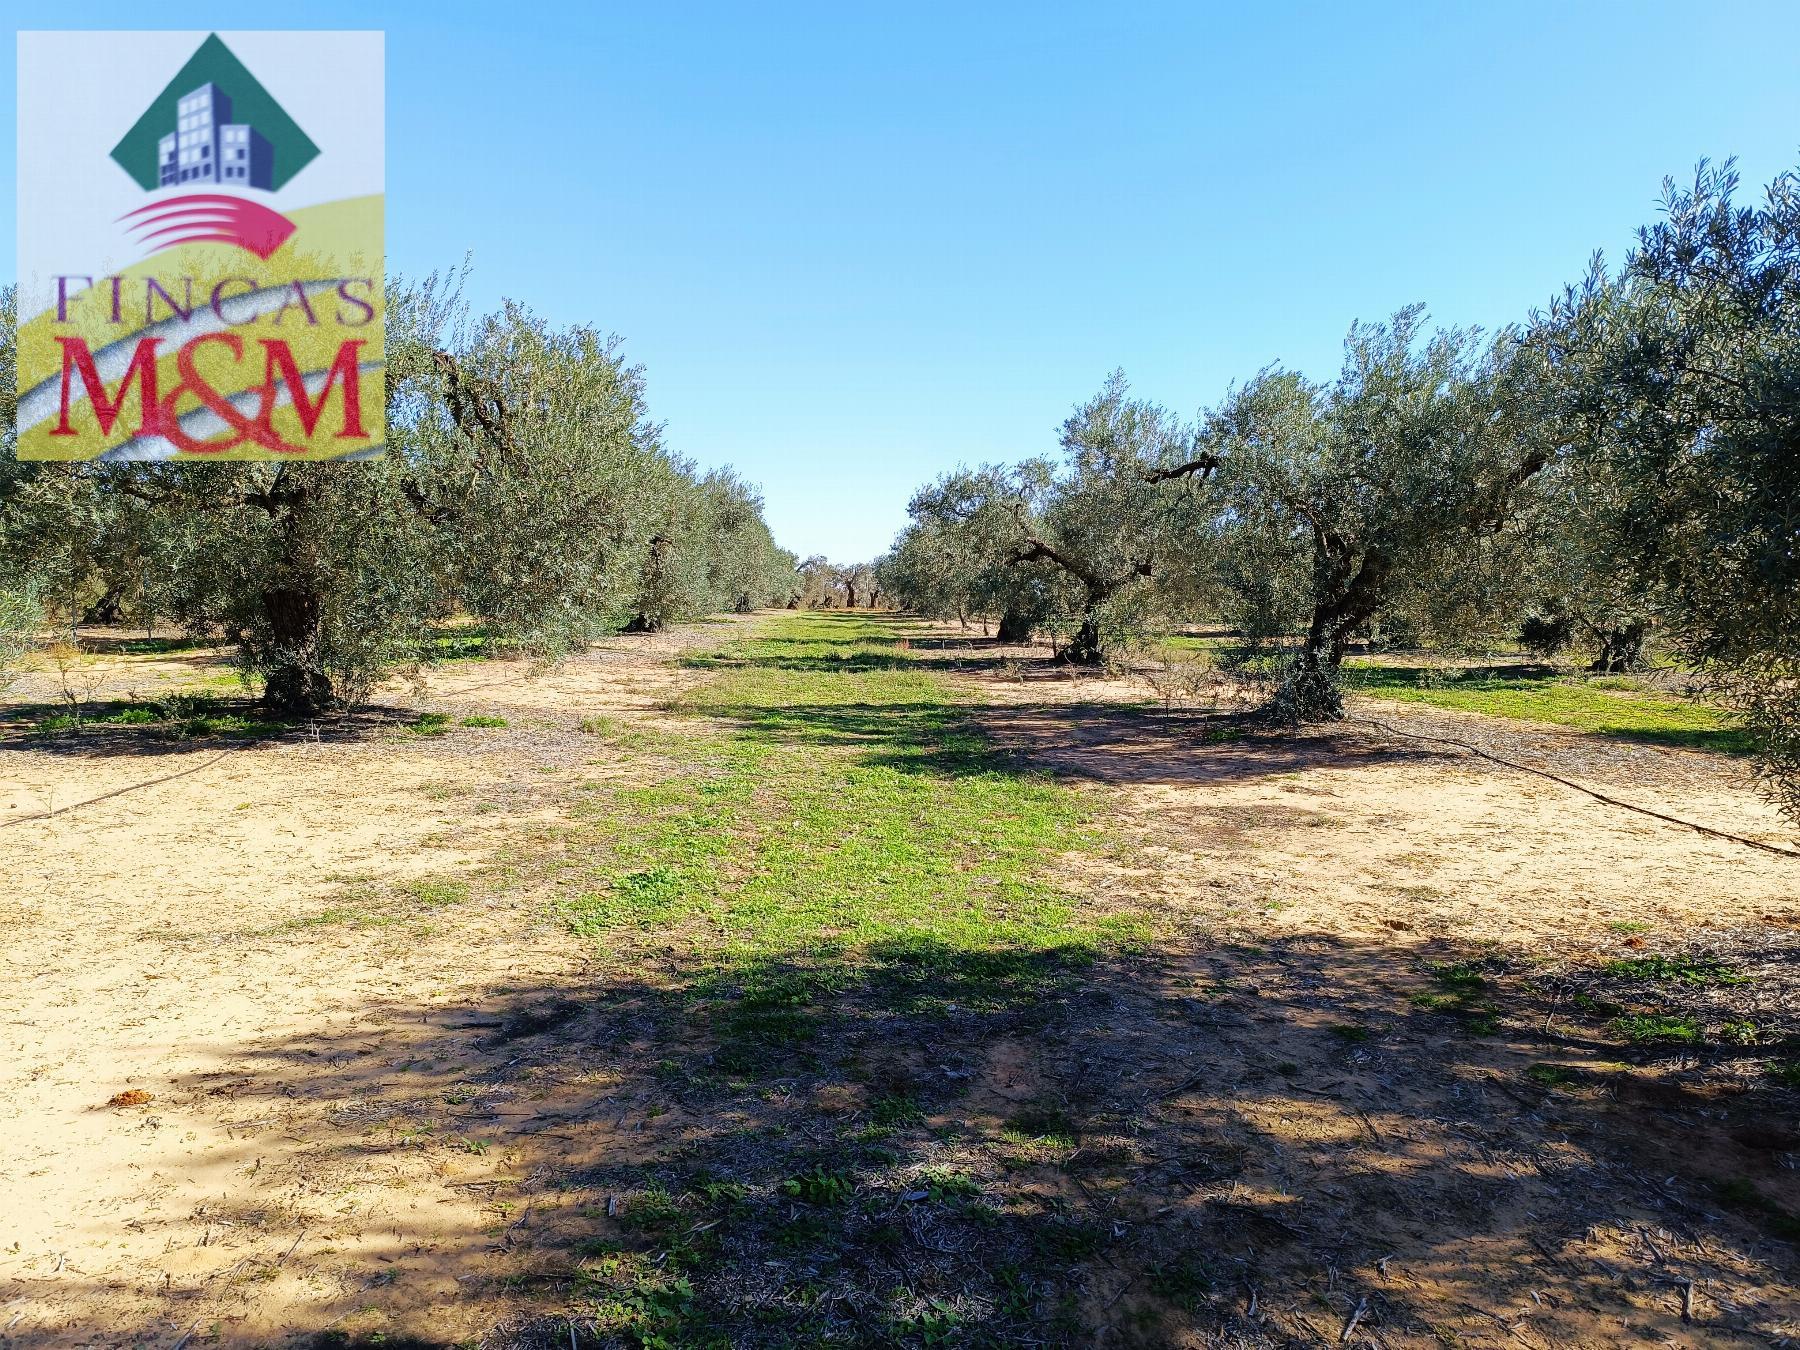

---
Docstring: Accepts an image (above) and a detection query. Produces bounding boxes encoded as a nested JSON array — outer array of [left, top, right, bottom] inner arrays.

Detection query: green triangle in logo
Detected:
[[110, 33, 320, 192]]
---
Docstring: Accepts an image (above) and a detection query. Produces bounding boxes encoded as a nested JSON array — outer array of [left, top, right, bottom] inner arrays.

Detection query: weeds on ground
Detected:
[[1602, 953, 1745, 985], [266, 873, 479, 935], [30, 692, 284, 739], [1614, 1013, 1702, 1045], [1410, 959, 1503, 1034], [779, 1167, 856, 1206]]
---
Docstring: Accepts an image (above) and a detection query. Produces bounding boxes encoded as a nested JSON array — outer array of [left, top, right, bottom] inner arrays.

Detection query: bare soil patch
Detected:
[[0, 618, 754, 1346]]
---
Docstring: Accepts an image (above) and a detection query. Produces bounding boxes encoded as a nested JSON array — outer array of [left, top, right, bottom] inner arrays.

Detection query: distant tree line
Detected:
[[880, 161, 1800, 817], [0, 275, 800, 714], [787, 556, 890, 611]]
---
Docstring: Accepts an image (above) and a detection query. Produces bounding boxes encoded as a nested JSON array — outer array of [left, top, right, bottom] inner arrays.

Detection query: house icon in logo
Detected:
[[112, 34, 318, 194], [157, 83, 274, 189], [111, 34, 322, 258]]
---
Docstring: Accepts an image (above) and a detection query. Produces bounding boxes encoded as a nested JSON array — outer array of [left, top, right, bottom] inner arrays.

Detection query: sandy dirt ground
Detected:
[[0, 620, 752, 1347], [1, 618, 1795, 1347], [963, 662, 1799, 944]]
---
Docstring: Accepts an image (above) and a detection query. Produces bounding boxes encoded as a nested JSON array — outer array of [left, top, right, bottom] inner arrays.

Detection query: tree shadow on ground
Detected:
[[689, 698, 1031, 779], [682, 638, 1004, 678], [679, 612, 1447, 790], [0, 696, 443, 760], [968, 704, 1444, 787], [693, 697, 1448, 788], [15, 928, 1797, 1348]]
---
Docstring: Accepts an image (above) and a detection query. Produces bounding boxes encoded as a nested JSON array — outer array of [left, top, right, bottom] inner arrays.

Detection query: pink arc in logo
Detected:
[[118, 194, 296, 260]]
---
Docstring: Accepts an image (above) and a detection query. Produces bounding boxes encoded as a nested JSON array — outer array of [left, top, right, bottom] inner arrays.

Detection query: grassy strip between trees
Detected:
[[1339, 661, 1750, 754], [520, 614, 1169, 1342], [1159, 636, 1747, 753], [561, 612, 1146, 1053]]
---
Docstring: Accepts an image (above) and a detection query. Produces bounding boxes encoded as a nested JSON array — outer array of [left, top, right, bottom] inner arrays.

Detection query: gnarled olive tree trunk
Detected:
[[257, 475, 335, 718], [1588, 619, 1649, 673], [261, 581, 333, 715], [1278, 549, 1391, 722], [996, 607, 1034, 644], [83, 584, 127, 626], [1063, 607, 1106, 666], [626, 533, 673, 633]]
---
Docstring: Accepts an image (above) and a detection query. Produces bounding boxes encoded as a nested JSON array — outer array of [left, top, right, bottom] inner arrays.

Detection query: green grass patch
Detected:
[[1429, 960, 1489, 994], [571, 1257, 697, 1344], [427, 629, 494, 661], [916, 1167, 981, 1201], [460, 714, 508, 728], [174, 710, 284, 738], [1004, 1106, 1078, 1147], [618, 1182, 683, 1230], [870, 1094, 926, 1128], [585, 865, 688, 928], [560, 613, 1142, 1070], [31, 694, 283, 739], [1408, 959, 1501, 1033], [1343, 661, 1748, 754], [1157, 634, 1232, 654], [1613, 1013, 1702, 1045], [575, 713, 660, 750], [403, 878, 472, 907], [1602, 953, 1745, 985], [274, 903, 391, 932], [100, 635, 210, 655]]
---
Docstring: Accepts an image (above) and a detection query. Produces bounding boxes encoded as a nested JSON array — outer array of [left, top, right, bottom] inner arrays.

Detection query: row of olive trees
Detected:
[[881, 160, 1799, 816], [0, 287, 32, 696], [0, 277, 800, 714], [792, 556, 888, 610]]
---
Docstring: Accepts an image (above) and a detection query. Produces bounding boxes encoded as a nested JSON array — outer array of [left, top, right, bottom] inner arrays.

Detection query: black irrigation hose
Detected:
[[1355, 715, 1800, 861]]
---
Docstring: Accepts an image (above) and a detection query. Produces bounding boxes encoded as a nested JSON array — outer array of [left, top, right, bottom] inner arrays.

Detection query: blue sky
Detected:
[[7, 3, 1798, 560]]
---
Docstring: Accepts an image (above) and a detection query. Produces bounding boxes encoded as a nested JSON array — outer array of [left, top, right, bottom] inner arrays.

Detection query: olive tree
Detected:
[[881, 508, 1062, 638], [1511, 459, 1665, 672], [695, 470, 796, 613], [831, 561, 876, 610], [1555, 161, 1800, 813], [1209, 308, 1560, 719], [0, 286, 43, 687], [626, 467, 795, 629], [907, 373, 1217, 662], [0, 279, 790, 715], [795, 556, 837, 608]]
